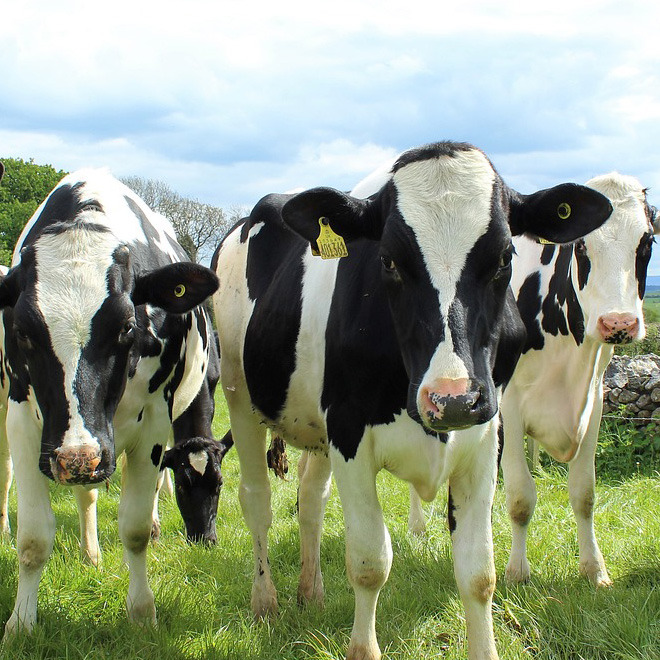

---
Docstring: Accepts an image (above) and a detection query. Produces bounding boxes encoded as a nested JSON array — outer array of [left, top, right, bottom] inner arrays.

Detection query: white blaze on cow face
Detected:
[[34, 225, 119, 457], [577, 173, 651, 343], [188, 450, 209, 476], [392, 150, 496, 413]]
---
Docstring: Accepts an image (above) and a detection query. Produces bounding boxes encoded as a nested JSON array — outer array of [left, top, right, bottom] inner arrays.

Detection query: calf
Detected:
[[501, 172, 658, 586], [0, 169, 218, 635], [212, 141, 612, 660]]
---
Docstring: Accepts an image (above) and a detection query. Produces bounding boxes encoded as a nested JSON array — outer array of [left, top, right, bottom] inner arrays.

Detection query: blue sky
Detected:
[[2, 0, 660, 272]]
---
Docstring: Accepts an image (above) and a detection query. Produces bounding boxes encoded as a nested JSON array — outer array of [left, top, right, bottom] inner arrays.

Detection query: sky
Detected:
[[2, 0, 660, 272]]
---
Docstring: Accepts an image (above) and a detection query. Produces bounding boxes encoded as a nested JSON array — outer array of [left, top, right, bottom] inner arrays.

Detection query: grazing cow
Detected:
[[500, 172, 658, 586], [0, 169, 218, 635], [212, 141, 612, 660]]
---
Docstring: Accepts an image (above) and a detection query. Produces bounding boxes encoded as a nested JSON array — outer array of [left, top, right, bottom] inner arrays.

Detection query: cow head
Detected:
[[282, 142, 612, 433], [570, 173, 657, 345], [0, 181, 218, 485], [161, 432, 233, 543]]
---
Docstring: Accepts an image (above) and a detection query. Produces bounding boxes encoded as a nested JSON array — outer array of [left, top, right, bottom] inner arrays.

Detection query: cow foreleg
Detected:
[[297, 450, 331, 607], [331, 444, 391, 660], [448, 423, 498, 660], [0, 409, 12, 537], [500, 391, 536, 583], [118, 446, 159, 627], [72, 485, 101, 567], [232, 416, 276, 618], [568, 398, 611, 587], [4, 403, 55, 637]]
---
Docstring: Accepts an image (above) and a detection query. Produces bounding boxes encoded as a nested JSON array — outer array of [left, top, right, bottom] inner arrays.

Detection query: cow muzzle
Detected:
[[418, 378, 494, 432], [597, 313, 640, 345], [49, 445, 112, 485]]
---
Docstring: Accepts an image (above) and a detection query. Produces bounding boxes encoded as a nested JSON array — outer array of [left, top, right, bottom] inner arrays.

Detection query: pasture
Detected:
[[0, 393, 659, 660]]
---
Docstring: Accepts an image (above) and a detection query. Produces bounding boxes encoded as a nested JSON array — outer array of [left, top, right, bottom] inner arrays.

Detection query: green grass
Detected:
[[1, 396, 659, 659]]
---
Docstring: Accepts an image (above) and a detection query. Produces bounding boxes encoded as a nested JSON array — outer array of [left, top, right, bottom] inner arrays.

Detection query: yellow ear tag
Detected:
[[314, 217, 348, 260], [558, 202, 571, 220], [537, 237, 555, 245], [174, 284, 186, 298]]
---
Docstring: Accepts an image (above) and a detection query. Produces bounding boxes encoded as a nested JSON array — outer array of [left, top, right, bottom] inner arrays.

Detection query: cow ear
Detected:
[[509, 183, 613, 243], [0, 266, 21, 309], [218, 429, 234, 459], [132, 262, 219, 314], [282, 187, 382, 250]]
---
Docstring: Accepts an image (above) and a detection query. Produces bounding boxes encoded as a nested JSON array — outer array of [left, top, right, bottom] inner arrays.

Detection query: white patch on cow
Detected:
[[393, 150, 495, 383], [188, 450, 209, 476], [34, 226, 120, 450]]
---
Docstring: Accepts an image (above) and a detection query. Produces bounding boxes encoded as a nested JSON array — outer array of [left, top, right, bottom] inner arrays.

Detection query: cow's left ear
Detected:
[[282, 187, 382, 248], [509, 183, 613, 243], [132, 262, 219, 314]]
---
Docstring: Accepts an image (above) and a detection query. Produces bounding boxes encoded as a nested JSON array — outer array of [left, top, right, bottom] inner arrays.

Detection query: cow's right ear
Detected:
[[160, 448, 175, 471], [282, 187, 382, 251], [0, 266, 22, 309]]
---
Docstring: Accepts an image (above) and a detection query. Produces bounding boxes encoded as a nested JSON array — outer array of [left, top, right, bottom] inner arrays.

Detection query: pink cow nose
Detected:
[[597, 313, 639, 344], [51, 445, 103, 485], [419, 378, 481, 429]]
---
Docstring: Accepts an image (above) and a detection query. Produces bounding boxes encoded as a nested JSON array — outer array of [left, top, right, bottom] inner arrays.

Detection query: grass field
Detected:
[[0, 396, 659, 659]]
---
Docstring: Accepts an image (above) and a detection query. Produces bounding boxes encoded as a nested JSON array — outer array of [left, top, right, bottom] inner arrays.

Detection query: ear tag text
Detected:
[[314, 217, 348, 260]]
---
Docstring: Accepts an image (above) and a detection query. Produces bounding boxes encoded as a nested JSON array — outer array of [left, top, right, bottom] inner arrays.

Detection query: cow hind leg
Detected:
[[72, 485, 102, 567], [500, 397, 536, 583], [0, 415, 12, 537], [297, 450, 331, 606], [231, 414, 277, 619]]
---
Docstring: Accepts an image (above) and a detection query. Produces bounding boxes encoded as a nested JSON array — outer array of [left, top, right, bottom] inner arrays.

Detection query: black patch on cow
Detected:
[[148, 314, 189, 395], [540, 244, 555, 266], [322, 239, 420, 459], [447, 488, 456, 534], [151, 444, 163, 467], [392, 141, 474, 173], [540, 246, 585, 345], [574, 240, 591, 290], [497, 416, 504, 467], [243, 205, 306, 421], [516, 272, 545, 353], [635, 232, 654, 300], [137, 408, 144, 422]]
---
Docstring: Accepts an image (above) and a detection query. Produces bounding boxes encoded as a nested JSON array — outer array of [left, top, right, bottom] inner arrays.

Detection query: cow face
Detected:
[[0, 203, 218, 486], [161, 434, 233, 543], [571, 173, 657, 344], [282, 142, 612, 433]]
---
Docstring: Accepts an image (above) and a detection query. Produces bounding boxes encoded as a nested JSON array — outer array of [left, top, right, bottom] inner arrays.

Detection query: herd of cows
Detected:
[[0, 142, 656, 659]]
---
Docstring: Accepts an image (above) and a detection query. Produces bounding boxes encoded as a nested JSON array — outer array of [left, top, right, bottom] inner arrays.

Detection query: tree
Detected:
[[121, 176, 236, 264], [0, 158, 67, 265]]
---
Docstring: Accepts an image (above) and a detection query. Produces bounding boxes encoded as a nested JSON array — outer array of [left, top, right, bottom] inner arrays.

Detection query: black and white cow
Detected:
[[212, 142, 612, 660], [0, 169, 218, 635], [500, 172, 659, 587]]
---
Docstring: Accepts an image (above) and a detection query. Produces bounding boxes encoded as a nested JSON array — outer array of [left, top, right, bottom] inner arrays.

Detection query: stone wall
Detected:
[[603, 354, 660, 426]]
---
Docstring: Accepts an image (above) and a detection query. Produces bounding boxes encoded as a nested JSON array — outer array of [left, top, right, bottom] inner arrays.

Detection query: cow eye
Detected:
[[120, 318, 137, 342], [380, 255, 397, 273], [498, 249, 513, 271], [14, 326, 35, 352]]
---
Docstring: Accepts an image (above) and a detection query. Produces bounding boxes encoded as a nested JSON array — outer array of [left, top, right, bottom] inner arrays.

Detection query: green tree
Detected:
[[0, 158, 67, 265]]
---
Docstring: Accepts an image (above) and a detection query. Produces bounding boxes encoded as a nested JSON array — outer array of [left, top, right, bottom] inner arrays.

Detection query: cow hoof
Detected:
[[251, 585, 278, 620], [150, 520, 161, 543], [3, 612, 34, 638], [580, 560, 612, 588], [127, 592, 157, 627], [297, 579, 325, 608], [346, 640, 381, 660], [504, 560, 531, 584]]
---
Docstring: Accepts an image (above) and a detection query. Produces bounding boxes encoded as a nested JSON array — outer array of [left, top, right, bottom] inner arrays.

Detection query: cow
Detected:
[[500, 172, 659, 587], [212, 141, 612, 660], [0, 168, 218, 636]]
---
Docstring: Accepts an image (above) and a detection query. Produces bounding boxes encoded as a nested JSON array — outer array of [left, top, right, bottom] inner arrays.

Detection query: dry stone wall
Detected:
[[603, 354, 660, 425]]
